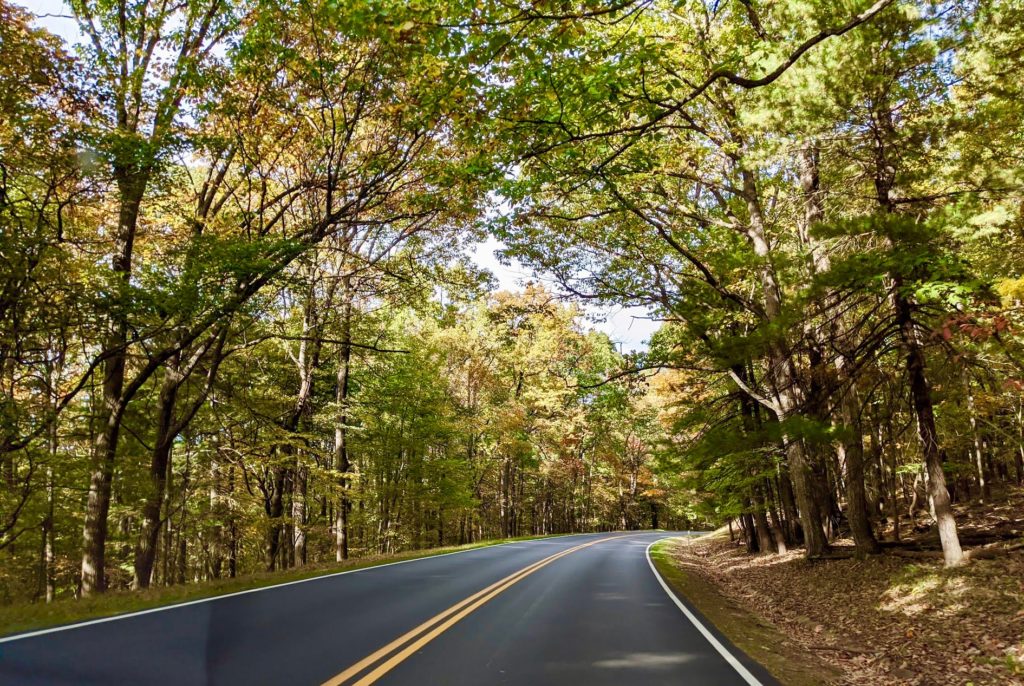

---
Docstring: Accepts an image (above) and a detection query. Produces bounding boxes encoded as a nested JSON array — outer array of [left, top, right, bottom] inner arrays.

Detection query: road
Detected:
[[0, 532, 776, 685]]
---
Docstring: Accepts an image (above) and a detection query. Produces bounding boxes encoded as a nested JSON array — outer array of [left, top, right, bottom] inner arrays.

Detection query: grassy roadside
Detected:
[[0, 533, 570, 638], [650, 535, 842, 686]]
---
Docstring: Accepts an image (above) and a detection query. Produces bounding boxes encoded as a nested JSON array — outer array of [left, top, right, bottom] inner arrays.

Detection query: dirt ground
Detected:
[[664, 525, 1024, 685]]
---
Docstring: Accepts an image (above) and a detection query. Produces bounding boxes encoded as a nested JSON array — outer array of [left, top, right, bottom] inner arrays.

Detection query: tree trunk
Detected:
[[777, 469, 802, 545], [265, 464, 285, 571], [133, 329, 227, 588], [893, 289, 965, 566], [765, 480, 788, 554], [81, 408, 121, 595], [80, 171, 147, 595], [1015, 402, 1024, 485], [209, 457, 224, 580], [42, 421, 56, 602], [334, 286, 353, 562], [133, 362, 182, 589], [282, 470, 294, 570], [292, 464, 307, 566], [871, 103, 964, 566], [798, 146, 878, 556], [751, 496, 776, 554], [740, 169, 829, 557], [227, 464, 237, 578], [741, 512, 758, 554], [864, 96, 965, 561], [836, 380, 880, 555], [735, 364, 777, 554], [966, 382, 990, 502], [268, 279, 324, 569]]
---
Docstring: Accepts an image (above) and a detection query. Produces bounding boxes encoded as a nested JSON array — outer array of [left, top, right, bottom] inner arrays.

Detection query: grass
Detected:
[[649, 535, 842, 686], [0, 532, 570, 638]]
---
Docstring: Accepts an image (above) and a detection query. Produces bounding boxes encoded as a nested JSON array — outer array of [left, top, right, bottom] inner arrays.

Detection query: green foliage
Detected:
[[2, 0, 1024, 615]]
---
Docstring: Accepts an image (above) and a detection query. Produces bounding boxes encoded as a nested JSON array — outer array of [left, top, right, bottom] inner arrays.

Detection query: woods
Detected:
[[1, 0, 1023, 613], [490, 0, 1024, 568]]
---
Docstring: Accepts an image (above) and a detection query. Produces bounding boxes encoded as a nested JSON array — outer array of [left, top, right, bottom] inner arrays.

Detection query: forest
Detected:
[[0, 0, 1022, 611]]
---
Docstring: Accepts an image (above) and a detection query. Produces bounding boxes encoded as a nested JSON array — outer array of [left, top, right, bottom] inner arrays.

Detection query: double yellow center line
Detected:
[[322, 535, 623, 686]]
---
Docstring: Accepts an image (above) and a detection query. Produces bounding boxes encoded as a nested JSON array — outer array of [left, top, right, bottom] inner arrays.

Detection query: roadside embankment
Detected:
[[653, 532, 1024, 685]]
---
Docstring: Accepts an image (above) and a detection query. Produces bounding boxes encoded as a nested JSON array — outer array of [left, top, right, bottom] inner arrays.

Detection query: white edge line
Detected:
[[645, 538, 764, 686], [0, 532, 587, 644]]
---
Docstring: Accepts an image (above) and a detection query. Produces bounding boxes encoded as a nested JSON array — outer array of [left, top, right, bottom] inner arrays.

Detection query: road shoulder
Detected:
[[655, 528, 1024, 685], [649, 536, 841, 686]]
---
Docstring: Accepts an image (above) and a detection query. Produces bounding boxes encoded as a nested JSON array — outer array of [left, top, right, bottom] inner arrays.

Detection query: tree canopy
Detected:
[[0, 0, 1022, 605]]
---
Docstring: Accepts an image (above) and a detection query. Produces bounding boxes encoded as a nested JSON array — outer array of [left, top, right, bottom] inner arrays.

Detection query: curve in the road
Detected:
[[324, 534, 627, 686], [0, 532, 776, 685]]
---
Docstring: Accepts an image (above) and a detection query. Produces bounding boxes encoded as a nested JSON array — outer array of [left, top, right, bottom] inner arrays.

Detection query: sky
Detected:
[[471, 238, 658, 352], [20, 0, 659, 352]]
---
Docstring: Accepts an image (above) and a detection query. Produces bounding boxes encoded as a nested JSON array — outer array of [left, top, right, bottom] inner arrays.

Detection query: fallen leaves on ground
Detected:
[[669, 533, 1024, 685]]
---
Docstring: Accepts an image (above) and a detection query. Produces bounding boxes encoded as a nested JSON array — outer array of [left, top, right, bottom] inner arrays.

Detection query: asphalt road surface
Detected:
[[0, 532, 776, 685]]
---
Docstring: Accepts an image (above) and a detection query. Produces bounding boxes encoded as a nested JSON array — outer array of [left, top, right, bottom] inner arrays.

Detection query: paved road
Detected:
[[0, 532, 775, 685]]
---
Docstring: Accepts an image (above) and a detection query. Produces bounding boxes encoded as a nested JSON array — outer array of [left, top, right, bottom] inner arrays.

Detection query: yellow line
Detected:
[[351, 538, 612, 686], [321, 538, 603, 686], [322, 535, 621, 686]]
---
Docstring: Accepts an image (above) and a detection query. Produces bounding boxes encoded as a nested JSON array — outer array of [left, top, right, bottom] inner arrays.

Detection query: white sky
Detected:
[[471, 238, 657, 352], [21, 1, 658, 352], [23, 0, 78, 42]]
